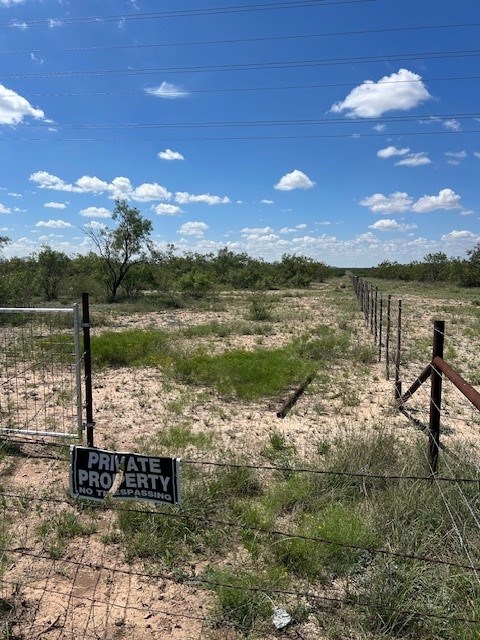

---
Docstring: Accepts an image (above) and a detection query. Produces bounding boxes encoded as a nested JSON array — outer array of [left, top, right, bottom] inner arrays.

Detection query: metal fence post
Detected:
[[429, 320, 445, 474], [82, 292, 95, 448], [385, 294, 391, 380], [394, 299, 402, 400]]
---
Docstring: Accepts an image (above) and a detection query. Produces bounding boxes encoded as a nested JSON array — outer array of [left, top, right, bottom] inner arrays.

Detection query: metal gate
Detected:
[[0, 304, 84, 439]]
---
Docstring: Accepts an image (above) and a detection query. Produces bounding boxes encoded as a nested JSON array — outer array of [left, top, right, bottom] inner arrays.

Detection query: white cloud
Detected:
[[79, 206, 112, 218], [132, 183, 172, 202], [1, 0, 25, 6], [445, 151, 467, 160], [30, 52, 44, 65], [44, 201, 67, 209], [30, 172, 171, 203], [395, 152, 431, 166], [11, 21, 27, 29], [75, 176, 110, 193], [474, 152, 480, 159], [442, 230, 479, 242], [0, 84, 46, 125], [241, 227, 274, 235], [0, 203, 11, 214], [153, 203, 183, 216], [109, 176, 133, 198], [443, 119, 461, 131], [30, 171, 79, 192], [145, 82, 190, 99], [274, 169, 315, 191], [84, 221, 107, 231], [7, 192, 21, 197], [377, 146, 410, 159], [175, 192, 230, 205], [331, 68, 431, 118], [260, 199, 274, 204], [35, 219, 72, 228], [369, 219, 417, 231], [158, 148, 184, 161], [374, 123, 386, 132], [48, 19, 63, 28], [412, 188, 462, 213], [178, 221, 209, 237], [360, 191, 413, 214]]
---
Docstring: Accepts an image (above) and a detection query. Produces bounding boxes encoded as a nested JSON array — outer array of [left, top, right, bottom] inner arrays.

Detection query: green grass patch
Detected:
[[152, 424, 214, 454], [171, 346, 315, 400], [117, 465, 262, 566], [37, 511, 96, 559], [92, 329, 171, 367]]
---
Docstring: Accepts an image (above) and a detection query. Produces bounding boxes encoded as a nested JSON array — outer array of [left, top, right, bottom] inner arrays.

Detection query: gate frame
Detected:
[[0, 301, 89, 441]]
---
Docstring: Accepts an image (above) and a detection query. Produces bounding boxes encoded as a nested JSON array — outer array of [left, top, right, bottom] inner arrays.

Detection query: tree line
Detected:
[[355, 247, 480, 287], [0, 200, 337, 306]]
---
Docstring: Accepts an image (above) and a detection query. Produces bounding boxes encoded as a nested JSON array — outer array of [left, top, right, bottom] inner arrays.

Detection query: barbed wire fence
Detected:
[[1, 283, 480, 637]]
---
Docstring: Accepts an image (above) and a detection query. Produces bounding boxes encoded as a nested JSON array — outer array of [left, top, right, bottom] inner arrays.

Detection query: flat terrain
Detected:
[[1, 276, 480, 639]]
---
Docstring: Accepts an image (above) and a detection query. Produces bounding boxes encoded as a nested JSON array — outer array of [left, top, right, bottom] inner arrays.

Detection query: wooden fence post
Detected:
[[429, 320, 445, 474]]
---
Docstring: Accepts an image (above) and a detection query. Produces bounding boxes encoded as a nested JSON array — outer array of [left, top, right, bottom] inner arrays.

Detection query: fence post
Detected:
[[82, 292, 95, 448], [394, 299, 402, 400], [374, 288, 378, 344], [429, 320, 445, 474], [378, 294, 383, 362], [386, 294, 391, 380], [370, 285, 375, 335]]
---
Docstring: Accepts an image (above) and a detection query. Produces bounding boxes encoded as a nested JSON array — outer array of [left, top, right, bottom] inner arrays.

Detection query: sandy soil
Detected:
[[1, 280, 479, 639]]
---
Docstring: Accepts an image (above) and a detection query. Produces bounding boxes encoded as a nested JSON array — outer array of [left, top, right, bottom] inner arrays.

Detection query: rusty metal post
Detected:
[[374, 288, 378, 344], [82, 292, 95, 448], [394, 299, 402, 401], [429, 320, 445, 474], [385, 294, 391, 380]]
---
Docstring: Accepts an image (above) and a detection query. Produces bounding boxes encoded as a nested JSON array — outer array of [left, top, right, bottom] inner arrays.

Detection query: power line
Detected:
[[1, 129, 479, 142], [1, 0, 376, 29], [11, 112, 480, 129], [17, 74, 480, 99], [2, 48, 480, 79], [2, 21, 479, 56]]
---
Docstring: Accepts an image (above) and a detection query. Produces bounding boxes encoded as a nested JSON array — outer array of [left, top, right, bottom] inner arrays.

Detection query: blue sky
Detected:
[[0, 0, 479, 267]]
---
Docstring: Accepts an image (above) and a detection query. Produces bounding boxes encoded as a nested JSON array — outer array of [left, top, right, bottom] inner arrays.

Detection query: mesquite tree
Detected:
[[86, 200, 153, 302]]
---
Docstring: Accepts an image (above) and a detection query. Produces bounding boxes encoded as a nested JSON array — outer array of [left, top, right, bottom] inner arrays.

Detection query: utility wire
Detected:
[[2, 129, 479, 141], [2, 21, 479, 56], [10, 112, 480, 130], [0, 0, 376, 29], [2, 48, 480, 79], [15, 74, 480, 98]]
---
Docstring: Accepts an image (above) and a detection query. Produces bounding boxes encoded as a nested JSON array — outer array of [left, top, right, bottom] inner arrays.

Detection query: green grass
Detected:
[[171, 346, 315, 400], [37, 511, 96, 559], [114, 428, 480, 638], [92, 329, 171, 367], [151, 424, 214, 454]]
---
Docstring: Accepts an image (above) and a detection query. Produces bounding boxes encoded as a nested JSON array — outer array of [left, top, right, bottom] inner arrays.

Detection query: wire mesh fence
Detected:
[[0, 306, 83, 439]]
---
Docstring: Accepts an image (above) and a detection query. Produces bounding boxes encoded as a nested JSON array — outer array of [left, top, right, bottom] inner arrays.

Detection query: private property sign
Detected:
[[70, 446, 181, 506]]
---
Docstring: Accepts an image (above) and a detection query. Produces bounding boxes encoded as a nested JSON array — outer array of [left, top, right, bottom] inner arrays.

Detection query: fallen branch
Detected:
[[276, 375, 315, 418]]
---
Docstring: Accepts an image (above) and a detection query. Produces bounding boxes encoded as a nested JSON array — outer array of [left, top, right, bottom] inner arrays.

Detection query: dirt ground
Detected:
[[1, 279, 479, 639]]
